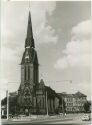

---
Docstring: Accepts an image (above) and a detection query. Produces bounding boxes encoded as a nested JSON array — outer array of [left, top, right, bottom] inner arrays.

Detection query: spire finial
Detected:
[[29, 1, 31, 11]]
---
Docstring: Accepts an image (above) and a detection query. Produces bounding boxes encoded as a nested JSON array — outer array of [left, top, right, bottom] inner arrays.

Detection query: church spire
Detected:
[[25, 11, 35, 48]]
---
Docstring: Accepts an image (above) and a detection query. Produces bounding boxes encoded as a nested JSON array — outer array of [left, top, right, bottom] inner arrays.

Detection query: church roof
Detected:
[[45, 86, 60, 99], [58, 93, 74, 97], [74, 91, 87, 97], [9, 91, 18, 96], [58, 91, 87, 98]]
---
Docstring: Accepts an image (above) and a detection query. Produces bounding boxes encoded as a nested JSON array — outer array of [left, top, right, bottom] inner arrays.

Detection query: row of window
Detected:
[[66, 102, 85, 107], [65, 98, 73, 102], [66, 107, 83, 111], [65, 97, 86, 103], [66, 107, 73, 111], [66, 103, 73, 106]]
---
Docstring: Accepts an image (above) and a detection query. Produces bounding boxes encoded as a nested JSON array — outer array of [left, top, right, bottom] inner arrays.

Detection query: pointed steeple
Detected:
[[27, 11, 33, 38], [25, 11, 35, 48]]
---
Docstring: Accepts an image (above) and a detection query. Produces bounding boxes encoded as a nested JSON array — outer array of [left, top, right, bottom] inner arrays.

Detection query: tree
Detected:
[[1, 95, 19, 115], [84, 101, 91, 113], [1, 97, 7, 105]]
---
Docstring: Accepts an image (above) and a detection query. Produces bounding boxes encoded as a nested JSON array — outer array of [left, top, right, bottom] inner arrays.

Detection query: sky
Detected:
[[0, 1, 91, 100]]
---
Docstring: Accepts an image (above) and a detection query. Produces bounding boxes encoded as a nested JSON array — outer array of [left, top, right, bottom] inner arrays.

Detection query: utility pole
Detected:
[[6, 90, 9, 119], [62, 98, 64, 115], [46, 91, 48, 116]]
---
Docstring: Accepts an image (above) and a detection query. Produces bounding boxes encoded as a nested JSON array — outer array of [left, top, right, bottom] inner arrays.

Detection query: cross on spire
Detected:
[[29, 0, 31, 11]]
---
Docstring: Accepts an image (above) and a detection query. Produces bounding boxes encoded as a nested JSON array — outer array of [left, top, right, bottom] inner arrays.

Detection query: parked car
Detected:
[[82, 114, 90, 121], [18, 114, 26, 118], [59, 113, 63, 116]]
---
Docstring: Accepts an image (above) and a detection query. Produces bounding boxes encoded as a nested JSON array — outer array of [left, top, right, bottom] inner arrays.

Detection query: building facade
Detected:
[[58, 91, 87, 113]]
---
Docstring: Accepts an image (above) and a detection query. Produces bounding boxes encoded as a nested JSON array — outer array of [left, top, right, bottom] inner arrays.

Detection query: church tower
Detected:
[[21, 11, 39, 86], [18, 12, 39, 114]]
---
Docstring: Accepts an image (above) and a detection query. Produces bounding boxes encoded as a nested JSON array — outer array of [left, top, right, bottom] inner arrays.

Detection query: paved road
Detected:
[[1, 114, 91, 125], [1, 120, 91, 125], [42, 119, 91, 125]]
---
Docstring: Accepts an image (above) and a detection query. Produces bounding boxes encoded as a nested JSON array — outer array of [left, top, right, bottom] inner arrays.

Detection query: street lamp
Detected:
[[6, 90, 9, 120], [46, 91, 49, 116]]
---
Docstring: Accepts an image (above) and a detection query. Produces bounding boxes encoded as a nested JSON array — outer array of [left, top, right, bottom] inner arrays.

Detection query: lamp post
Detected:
[[46, 91, 48, 116], [6, 90, 9, 120]]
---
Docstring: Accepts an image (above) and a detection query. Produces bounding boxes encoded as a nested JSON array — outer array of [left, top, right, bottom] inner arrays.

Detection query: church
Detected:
[[1, 11, 88, 117], [17, 11, 62, 115]]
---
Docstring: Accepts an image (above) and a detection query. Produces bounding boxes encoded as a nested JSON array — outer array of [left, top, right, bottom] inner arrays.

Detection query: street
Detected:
[[1, 114, 91, 125], [1, 119, 91, 125]]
